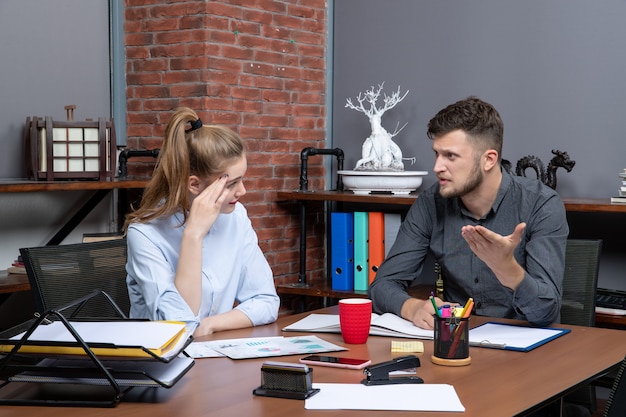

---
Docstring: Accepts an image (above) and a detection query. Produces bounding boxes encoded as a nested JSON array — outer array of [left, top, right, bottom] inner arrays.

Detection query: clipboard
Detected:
[[468, 322, 571, 352]]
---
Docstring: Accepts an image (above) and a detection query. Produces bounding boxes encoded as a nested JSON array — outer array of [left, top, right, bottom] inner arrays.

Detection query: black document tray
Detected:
[[0, 290, 194, 407]]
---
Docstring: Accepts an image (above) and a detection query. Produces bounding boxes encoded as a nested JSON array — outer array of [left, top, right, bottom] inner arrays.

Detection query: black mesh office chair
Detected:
[[20, 238, 130, 319], [560, 239, 603, 415], [604, 355, 626, 417], [560, 239, 603, 326]]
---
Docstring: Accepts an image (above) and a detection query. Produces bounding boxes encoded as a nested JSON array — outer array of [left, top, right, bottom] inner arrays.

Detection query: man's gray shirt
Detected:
[[369, 170, 569, 327]]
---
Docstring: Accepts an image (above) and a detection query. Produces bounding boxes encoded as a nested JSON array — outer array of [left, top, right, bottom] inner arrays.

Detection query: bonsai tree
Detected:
[[345, 83, 410, 171]]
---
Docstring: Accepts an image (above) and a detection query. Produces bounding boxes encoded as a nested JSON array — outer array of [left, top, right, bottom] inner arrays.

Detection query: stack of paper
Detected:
[[1, 320, 190, 360], [283, 313, 434, 339], [305, 383, 465, 412]]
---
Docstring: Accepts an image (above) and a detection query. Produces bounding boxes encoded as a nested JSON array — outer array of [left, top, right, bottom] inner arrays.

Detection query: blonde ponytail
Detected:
[[125, 107, 245, 229]]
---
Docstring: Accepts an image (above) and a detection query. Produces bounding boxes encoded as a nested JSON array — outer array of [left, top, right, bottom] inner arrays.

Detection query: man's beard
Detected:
[[440, 162, 483, 199]]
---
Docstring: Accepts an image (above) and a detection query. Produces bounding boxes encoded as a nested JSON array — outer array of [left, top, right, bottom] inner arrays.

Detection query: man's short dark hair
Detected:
[[427, 96, 504, 160]]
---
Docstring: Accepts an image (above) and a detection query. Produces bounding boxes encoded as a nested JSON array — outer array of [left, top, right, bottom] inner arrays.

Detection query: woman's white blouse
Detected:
[[126, 203, 279, 329]]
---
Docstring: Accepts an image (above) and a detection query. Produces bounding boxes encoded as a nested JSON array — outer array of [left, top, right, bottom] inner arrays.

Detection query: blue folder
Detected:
[[468, 322, 571, 352], [330, 212, 354, 291]]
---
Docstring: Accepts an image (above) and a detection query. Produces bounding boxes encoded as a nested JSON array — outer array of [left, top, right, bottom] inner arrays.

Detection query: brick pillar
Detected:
[[124, 1, 329, 301]]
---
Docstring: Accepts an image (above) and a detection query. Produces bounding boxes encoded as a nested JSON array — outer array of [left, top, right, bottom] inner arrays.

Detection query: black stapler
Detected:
[[361, 355, 424, 386]]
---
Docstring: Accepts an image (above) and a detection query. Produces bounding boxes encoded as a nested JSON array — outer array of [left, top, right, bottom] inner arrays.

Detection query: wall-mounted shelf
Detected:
[[0, 178, 149, 246], [0, 179, 150, 297], [276, 190, 417, 206], [0, 271, 30, 294], [276, 190, 626, 328], [0, 178, 149, 193], [276, 190, 626, 213]]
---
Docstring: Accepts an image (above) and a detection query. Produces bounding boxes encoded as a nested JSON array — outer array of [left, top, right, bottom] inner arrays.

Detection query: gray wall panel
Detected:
[[332, 0, 626, 199], [332, 0, 626, 291], [0, 0, 111, 178]]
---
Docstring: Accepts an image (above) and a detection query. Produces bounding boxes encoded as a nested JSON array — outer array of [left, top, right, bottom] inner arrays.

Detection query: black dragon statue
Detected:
[[502, 149, 575, 190]]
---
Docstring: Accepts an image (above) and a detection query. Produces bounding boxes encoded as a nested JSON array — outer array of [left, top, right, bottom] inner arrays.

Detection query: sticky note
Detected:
[[391, 340, 424, 353]]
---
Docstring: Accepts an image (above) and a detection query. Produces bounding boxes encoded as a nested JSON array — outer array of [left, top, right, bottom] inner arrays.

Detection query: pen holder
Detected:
[[431, 315, 471, 366]]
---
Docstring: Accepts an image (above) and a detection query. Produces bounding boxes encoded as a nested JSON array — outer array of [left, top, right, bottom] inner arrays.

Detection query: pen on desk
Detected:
[[473, 341, 507, 349], [448, 300, 474, 358], [451, 299, 473, 339], [447, 327, 464, 358]]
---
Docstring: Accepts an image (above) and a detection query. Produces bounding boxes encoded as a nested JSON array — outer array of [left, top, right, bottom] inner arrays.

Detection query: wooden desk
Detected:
[[2, 307, 626, 417]]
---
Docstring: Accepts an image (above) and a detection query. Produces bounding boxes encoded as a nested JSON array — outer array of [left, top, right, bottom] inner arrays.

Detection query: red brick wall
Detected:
[[124, 0, 328, 311]]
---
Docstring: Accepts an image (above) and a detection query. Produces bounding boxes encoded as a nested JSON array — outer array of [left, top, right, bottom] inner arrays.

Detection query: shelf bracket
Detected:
[[296, 147, 344, 287]]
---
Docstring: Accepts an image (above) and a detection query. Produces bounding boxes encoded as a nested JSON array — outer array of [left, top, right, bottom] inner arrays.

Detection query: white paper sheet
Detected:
[[10, 320, 186, 349], [201, 335, 347, 360], [184, 342, 225, 358], [305, 383, 465, 412]]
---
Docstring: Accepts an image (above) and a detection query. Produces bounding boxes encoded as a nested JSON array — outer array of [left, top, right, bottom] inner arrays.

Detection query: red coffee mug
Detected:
[[339, 298, 372, 344]]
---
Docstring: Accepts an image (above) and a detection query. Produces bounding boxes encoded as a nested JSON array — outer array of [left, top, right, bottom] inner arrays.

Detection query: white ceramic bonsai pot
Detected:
[[338, 170, 428, 195]]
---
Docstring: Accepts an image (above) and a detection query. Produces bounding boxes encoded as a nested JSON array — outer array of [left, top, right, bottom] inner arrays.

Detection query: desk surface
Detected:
[[1, 307, 626, 417]]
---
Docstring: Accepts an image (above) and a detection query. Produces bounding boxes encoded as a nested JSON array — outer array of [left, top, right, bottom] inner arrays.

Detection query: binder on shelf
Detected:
[[384, 213, 402, 256], [330, 212, 354, 291], [0, 291, 194, 407], [353, 211, 369, 291], [368, 212, 385, 284]]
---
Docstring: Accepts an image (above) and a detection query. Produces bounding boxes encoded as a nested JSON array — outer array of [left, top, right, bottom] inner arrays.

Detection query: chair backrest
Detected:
[[604, 355, 626, 417], [559, 240, 604, 415], [560, 239, 602, 327], [20, 238, 130, 319]]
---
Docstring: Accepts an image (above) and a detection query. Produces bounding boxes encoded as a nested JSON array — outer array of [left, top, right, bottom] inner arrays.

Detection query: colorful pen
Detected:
[[430, 295, 440, 317], [460, 298, 474, 318]]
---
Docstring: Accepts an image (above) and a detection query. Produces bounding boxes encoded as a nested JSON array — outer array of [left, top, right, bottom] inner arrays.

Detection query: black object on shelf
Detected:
[[597, 288, 626, 310], [117, 148, 160, 178], [295, 147, 344, 287]]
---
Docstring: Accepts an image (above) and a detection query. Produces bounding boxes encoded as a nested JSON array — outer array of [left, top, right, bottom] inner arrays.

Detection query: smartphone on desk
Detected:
[[299, 355, 371, 370]]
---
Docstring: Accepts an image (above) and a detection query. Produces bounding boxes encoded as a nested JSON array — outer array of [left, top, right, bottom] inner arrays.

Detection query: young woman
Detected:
[[125, 107, 279, 337]]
